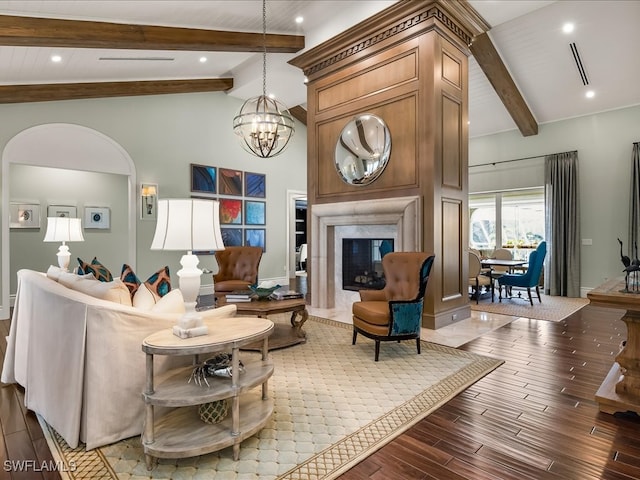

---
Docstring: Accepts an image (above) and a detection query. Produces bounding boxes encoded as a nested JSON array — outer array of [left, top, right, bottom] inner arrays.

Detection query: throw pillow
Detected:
[[145, 266, 171, 301], [77, 257, 113, 282], [133, 284, 183, 312], [150, 288, 185, 314], [120, 264, 141, 298], [121, 265, 171, 302]]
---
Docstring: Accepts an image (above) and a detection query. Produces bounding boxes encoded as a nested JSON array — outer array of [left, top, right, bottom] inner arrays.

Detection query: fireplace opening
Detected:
[[342, 238, 394, 291]]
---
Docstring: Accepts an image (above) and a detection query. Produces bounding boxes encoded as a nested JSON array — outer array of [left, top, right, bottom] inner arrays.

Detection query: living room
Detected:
[[1, 0, 640, 478]]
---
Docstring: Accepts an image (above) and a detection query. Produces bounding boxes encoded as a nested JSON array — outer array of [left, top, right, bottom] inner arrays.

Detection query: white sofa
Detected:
[[1, 269, 237, 450]]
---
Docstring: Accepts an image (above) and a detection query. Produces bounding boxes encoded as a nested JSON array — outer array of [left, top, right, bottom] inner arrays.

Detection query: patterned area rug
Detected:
[[40, 316, 502, 480], [470, 293, 589, 321]]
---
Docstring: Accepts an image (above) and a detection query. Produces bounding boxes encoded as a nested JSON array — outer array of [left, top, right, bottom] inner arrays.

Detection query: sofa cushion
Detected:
[[58, 271, 96, 289], [46, 265, 66, 281], [70, 277, 133, 306], [77, 257, 113, 282]]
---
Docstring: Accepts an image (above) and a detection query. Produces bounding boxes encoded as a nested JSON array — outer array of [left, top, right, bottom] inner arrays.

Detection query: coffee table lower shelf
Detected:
[[143, 391, 274, 460]]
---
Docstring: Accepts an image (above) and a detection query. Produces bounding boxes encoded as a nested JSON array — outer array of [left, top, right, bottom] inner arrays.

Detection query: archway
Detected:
[[1, 123, 137, 318]]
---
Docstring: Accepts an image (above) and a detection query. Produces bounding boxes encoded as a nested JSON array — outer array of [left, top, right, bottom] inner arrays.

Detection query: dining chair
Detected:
[[469, 252, 493, 303], [498, 242, 547, 305]]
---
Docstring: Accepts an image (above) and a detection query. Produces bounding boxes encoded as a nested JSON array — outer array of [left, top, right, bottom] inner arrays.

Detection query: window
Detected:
[[470, 188, 545, 260]]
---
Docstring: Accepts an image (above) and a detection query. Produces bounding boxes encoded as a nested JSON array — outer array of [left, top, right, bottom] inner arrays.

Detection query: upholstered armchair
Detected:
[[352, 252, 435, 361], [498, 241, 547, 305], [214, 246, 263, 293]]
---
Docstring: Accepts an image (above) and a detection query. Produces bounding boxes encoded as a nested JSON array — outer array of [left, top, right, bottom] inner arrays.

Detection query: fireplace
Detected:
[[342, 238, 394, 291], [310, 196, 421, 309]]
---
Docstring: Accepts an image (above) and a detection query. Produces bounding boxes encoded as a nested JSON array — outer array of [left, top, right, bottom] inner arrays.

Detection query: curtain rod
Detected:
[[469, 150, 578, 168]]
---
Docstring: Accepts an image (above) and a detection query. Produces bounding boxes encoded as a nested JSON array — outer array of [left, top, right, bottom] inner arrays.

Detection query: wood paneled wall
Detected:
[[290, 0, 488, 328]]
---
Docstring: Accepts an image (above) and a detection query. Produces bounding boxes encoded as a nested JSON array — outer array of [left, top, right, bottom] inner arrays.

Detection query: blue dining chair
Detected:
[[498, 241, 547, 305]]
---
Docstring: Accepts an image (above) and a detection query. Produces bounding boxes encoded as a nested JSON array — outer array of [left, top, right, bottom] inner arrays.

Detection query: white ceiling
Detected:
[[0, 0, 638, 138]]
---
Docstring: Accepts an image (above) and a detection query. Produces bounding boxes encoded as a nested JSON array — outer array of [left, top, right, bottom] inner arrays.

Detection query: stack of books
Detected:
[[224, 290, 253, 302], [270, 289, 304, 300]]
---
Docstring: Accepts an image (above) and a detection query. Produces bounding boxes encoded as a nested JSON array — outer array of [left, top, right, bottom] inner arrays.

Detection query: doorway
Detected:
[[286, 190, 307, 281]]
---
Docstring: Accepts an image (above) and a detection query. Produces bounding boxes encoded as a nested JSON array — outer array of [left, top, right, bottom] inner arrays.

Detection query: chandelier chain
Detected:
[[262, 0, 267, 97]]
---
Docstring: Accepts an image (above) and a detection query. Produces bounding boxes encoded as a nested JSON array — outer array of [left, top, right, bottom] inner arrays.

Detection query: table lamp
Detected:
[[151, 198, 225, 338], [43, 217, 85, 270]]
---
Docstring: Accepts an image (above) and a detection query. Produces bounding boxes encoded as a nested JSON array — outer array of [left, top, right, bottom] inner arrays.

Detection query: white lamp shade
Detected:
[[151, 199, 225, 252], [44, 217, 84, 242]]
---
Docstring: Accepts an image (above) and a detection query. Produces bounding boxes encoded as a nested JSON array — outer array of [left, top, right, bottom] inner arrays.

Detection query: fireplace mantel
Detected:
[[310, 196, 421, 309]]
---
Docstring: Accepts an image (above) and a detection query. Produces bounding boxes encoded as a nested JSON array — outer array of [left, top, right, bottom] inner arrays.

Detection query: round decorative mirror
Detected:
[[334, 114, 391, 186]]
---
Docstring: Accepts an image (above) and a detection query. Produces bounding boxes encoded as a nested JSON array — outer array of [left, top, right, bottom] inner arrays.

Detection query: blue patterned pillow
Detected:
[[77, 257, 113, 282], [121, 265, 171, 301]]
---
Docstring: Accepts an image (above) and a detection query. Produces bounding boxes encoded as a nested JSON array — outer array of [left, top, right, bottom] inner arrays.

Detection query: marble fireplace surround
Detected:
[[310, 196, 421, 309]]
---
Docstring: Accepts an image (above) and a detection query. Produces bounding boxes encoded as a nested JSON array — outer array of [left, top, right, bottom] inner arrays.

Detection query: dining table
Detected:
[[480, 258, 528, 300]]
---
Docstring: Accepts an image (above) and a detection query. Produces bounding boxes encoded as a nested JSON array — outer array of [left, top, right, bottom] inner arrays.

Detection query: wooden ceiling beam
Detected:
[[0, 15, 304, 53], [470, 32, 538, 136], [0, 78, 233, 104], [289, 105, 307, 126]]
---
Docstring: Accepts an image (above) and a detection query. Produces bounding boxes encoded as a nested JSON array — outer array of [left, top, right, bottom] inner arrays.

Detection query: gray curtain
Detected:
[[544, 151, 580, 297], [629, 142, 640, 258]]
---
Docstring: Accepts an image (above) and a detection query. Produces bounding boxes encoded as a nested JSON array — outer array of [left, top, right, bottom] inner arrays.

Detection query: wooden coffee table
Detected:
[[216, 297, 309, 350]]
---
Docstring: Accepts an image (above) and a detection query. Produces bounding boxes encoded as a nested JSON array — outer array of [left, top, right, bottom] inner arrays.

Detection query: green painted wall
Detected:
[[469, 104, 640, 291], [0, 92, 307, 296]]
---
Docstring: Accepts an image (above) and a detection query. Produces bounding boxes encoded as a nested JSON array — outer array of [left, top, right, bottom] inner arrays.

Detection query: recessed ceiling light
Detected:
[[199, 56, 207, 63], [585, 90, 595, 98], [303, 76, 309, 84], [51, 55, 62, 63], [563, 23, 574, 34], [295, 16, 304, 24]]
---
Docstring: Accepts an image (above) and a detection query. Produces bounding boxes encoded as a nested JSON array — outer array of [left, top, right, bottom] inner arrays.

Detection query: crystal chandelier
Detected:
[[233, 0, 295, 158]]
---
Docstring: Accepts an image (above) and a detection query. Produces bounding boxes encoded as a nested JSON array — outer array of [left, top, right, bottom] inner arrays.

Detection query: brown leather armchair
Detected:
[[214, 246, 263, 293], [352, 252, 435, 361]]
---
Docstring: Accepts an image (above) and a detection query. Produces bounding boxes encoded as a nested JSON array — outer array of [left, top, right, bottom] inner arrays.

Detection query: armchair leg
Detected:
[[416, 338, 421, 355], [352, 329, 357, 345], [374, 340, 380, 362], [527, 287, 533, 306], [536, 285, 542, 302]]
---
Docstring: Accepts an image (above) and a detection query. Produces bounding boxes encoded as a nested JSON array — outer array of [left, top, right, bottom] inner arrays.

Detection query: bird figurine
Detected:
[[619, 238, 633, 292], [619, 238, 631, 268]]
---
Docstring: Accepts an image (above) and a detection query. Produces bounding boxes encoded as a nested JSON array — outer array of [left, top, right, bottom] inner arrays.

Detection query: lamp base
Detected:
[[57, 244, 71, 271]]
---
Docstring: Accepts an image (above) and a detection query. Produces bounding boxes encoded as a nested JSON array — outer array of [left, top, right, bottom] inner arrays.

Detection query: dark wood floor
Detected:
[[2, 303, 640, 479]]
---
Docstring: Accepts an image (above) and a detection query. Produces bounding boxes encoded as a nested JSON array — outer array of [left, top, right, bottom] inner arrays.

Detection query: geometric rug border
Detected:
[[38, 315, 504, 480], [277, 319, 503, 479]]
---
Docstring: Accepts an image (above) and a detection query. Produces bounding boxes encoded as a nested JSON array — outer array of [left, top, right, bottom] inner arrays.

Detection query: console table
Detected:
[[587, 278, 640, 415], [141, 316, 274, 469]]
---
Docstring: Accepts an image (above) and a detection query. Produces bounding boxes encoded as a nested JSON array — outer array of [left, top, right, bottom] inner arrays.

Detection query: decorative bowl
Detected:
[[249, 283, 281, 299]]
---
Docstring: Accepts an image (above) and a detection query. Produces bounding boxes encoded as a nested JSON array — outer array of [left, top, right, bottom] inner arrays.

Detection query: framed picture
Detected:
[[9, 202, 40, 229], [47, 205, 77, 218], [245, 228, 266, 252], [191, 164, 217, 195], [219, 199, 242, 225], [218, 168, 243, 196], [245, 200, 266, 225], [85, 206, 110, 229], [221, 228, 243, 247], [245, 172, 266, 198]]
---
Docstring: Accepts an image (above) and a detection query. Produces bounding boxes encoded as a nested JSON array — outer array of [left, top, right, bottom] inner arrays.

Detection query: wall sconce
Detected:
[[141, 183, 158, 220]]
